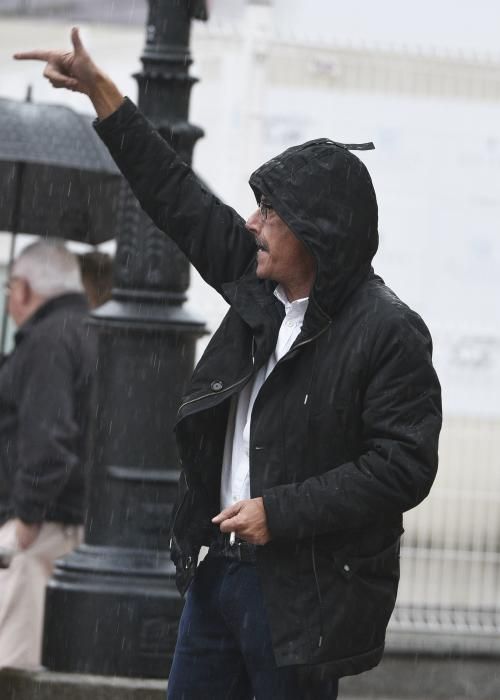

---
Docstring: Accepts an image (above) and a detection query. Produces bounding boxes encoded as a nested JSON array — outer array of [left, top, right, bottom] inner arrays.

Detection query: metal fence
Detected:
[[389, 415, 500, 653]]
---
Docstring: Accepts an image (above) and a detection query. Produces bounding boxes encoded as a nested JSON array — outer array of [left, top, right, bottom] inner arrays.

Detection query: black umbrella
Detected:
[[0, 95, 121, 244], [0, 95, 122, 351]]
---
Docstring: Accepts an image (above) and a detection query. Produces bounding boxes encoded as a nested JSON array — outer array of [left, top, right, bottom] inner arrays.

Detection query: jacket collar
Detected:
[[222, 273, 283, 367], [222, 267, 333, 366], [14, 293, 88, 346]]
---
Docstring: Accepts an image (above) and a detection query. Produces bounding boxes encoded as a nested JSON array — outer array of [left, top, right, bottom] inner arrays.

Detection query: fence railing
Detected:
[[388, 415, 500, 652]]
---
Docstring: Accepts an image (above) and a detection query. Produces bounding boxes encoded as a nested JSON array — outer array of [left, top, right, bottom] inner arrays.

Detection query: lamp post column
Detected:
[[42, 0, 208, 678]]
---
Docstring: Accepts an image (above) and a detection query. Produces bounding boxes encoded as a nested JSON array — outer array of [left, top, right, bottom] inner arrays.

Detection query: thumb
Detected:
[[71, 26, 85, 54]]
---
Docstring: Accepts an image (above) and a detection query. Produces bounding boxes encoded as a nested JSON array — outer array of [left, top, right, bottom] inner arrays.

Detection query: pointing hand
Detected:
[[14, 28, 124, 119], [14, 27, 100, 95]]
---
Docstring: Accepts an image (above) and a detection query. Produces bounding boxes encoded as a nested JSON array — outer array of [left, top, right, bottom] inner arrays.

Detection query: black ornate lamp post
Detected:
[[42, 0, 208, 678]]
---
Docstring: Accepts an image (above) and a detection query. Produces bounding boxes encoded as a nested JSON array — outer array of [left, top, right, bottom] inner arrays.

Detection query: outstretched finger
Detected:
[[13, 49, 53, 62]]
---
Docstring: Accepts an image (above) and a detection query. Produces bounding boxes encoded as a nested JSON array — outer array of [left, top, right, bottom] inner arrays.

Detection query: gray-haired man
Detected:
[[0, 240, 96, 669]]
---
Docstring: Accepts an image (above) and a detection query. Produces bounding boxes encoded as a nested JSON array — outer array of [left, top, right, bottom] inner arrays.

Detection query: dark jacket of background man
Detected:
[[96, 99, 442, 680], [0, 293, 95, 526]]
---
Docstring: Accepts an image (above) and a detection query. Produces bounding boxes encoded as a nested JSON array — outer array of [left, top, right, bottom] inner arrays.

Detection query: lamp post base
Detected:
[[42, 544, 182, 678], [41, 301, 205, 677]]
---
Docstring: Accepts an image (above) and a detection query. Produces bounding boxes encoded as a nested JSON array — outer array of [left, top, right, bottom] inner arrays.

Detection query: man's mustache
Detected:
[[254, 236, 269, 252]]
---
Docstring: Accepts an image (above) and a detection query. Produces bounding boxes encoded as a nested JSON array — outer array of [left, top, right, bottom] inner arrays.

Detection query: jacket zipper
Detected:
[[287, 322, 331, 355], [178, 323, 328, 418], [273, 322, 331, 373]]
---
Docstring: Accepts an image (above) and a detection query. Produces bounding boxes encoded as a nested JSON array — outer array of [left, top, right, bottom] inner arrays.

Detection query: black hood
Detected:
[[249, 138, 378, 324]]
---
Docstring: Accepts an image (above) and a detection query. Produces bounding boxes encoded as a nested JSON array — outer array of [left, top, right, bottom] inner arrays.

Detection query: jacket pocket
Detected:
[[305, 534, 401, 659], [333, 536, 401, 582]]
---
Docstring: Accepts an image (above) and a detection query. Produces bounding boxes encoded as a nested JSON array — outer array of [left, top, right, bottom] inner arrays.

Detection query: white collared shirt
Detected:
[[220, 285, 309, 509]]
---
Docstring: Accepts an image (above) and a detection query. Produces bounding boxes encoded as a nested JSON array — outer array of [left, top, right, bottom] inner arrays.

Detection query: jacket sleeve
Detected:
[[94, 98, 256, 294], [262, 311, 442, 540], [13, 334, 80, 523]]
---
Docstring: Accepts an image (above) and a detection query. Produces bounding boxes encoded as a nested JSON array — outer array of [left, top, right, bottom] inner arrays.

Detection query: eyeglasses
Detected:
[[259, 198, 274, 221]]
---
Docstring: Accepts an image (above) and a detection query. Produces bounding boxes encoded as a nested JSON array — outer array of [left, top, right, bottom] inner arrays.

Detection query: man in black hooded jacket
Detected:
[[16, 30, 442, 699]]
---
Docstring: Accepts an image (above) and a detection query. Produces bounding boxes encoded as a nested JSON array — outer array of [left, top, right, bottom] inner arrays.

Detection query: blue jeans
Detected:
[[167, 554, 338, 700]]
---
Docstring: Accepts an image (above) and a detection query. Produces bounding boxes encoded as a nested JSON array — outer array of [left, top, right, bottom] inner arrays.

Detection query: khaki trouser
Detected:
[[0, 519, 82, 669]]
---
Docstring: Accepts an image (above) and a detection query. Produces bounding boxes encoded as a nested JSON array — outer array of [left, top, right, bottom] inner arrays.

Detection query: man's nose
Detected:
[[245, 208, 261, 234]]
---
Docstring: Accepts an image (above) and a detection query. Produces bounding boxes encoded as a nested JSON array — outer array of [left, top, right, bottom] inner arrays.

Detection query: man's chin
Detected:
[[256, 253, 271, 279], [255, 265, 270, 280]]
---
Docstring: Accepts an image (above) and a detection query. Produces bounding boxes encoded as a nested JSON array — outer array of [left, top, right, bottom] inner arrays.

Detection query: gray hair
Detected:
[[12, 239, 84, 298]]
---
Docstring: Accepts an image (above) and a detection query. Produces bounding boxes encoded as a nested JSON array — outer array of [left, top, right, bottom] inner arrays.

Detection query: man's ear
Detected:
[[19, 278, 32, 304]]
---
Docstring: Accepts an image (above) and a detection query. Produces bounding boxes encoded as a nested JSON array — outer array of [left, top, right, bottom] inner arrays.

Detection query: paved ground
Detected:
[[2, 643, 500, 699]]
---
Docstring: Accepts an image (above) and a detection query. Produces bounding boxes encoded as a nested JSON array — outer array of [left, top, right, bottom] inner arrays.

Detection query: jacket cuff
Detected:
[[93, 96, 138, 137], [13, 502, 45, 524], [262, 486, 297, 540]]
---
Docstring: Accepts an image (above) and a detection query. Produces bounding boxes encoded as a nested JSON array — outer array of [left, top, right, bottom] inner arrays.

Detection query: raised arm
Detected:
[[15, 29, 256, 290]]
